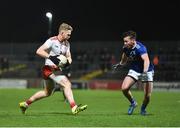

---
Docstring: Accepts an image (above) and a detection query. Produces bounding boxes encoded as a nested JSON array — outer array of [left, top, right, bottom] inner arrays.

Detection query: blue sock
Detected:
[[131, 99, 136, 105], [141, 104, 146, 111]]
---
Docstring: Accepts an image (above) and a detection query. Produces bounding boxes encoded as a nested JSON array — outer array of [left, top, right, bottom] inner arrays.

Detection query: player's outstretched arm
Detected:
[[112, 53, 128, 70]]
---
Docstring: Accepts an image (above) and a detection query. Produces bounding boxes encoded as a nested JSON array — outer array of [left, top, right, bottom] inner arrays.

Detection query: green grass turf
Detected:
[[0, 89, 180, 127]]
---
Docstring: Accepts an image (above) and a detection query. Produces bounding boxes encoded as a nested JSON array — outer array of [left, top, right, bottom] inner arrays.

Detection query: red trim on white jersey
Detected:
[[50, 36, 64, 44], [50, 36, 69, 46], [50, 36, 58, 41]]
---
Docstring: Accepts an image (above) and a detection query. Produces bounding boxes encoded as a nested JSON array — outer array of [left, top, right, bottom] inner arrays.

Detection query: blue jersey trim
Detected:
[[123, 41, 154, 73]]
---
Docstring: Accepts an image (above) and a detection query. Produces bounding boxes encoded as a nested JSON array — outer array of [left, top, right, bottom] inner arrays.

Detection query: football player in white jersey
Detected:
[[19, 23, 87, 114]]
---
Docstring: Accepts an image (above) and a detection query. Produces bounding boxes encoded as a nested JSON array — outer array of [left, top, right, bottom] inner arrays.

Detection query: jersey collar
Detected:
[[131, 41, 137, 49]]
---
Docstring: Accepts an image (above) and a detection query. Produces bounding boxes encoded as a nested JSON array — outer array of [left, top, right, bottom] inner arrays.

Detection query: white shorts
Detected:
[[127, 69, 154, 82], [43, 75, 66, 88]]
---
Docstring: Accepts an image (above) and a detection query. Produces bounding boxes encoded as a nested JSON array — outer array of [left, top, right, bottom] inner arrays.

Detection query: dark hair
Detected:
[[122, 30, 137, 40]]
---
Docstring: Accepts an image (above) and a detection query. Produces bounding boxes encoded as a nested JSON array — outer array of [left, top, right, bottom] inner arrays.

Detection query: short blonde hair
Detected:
[[59, 23, 73, 32]]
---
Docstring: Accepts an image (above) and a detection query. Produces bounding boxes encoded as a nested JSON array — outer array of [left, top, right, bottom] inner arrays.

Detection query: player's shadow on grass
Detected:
[[23, 111, 154, 117], [40, 112, 73, 116], [121, 112, 154, 116], [24, 112, 73, 116], [26, 112, 120, 117]]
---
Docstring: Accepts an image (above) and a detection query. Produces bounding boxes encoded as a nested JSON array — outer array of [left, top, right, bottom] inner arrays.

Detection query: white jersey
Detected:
[[43, 36, 70, 66]]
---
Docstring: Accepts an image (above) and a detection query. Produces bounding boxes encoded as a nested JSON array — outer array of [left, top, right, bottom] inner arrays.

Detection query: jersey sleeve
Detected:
[[43, 39, 53, 49], [138, 45, 147, 55]]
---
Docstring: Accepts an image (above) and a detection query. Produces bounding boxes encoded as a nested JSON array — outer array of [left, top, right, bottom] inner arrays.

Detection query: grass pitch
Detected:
[[0, 89, 180, 127]]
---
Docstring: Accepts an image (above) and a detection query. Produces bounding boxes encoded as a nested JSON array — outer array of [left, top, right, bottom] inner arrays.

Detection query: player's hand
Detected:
[[112, 63, 122, 70], [61, 64, 71, 78], [60, 60, 70, 70], [49, 55, 60, 65], [139, 72, 148, 81], [63, 60, 70, 68]]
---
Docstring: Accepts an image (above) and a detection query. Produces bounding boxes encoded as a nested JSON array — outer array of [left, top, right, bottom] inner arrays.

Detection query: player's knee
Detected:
[[64, 82, 72, 89], [57, 76, 72, 88], [44, 90, 52, 97], [121, 85, 129, 91]]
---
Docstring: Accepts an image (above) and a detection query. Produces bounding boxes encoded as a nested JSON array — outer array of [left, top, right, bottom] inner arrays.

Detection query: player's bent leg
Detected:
[[141, 82, 153, 115], [52, 75, 87, 114], [19, 79, 54, 114], [54, 76, 75, 104], [121, 76, 137, 115], [121, 76, 136, 103], [28, 79, 54, 102]]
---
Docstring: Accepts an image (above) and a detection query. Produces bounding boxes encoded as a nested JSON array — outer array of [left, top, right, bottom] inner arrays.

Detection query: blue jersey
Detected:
[[123, 41, 154, 73]]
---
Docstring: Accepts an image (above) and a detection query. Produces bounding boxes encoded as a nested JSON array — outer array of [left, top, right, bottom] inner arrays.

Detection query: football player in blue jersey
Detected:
[[113, 30, 154, 115]]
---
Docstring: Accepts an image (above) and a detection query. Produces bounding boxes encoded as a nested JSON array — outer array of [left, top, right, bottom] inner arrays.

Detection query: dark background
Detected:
[[0, 0, 180, 42]]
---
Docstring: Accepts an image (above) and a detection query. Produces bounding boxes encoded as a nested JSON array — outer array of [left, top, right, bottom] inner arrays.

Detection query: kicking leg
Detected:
[[52, 75, 87, 114], [52, 84, 67, 102], [19, 79, 54, 114], [28, 80, 54, 102]]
